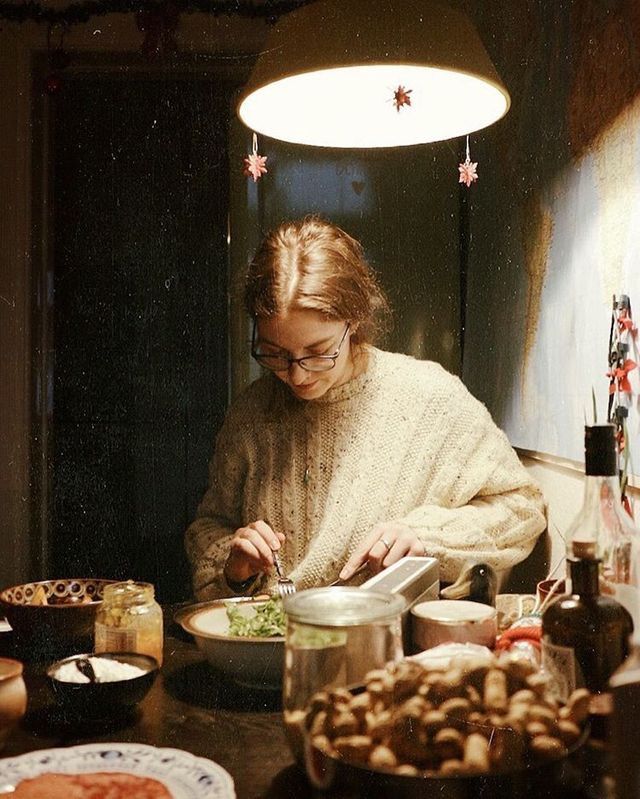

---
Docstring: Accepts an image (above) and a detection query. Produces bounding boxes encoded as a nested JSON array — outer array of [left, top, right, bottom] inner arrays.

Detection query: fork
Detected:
[[272, 550, 296, 597]]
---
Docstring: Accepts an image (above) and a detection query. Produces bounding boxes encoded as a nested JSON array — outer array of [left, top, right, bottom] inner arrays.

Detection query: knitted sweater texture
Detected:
[[185, 349, 546, 600]]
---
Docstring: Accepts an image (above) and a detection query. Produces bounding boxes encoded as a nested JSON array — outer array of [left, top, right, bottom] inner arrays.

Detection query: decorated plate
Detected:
[[0, 743, 236, 798]]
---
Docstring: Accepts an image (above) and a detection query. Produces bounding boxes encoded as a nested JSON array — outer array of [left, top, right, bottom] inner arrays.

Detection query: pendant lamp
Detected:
[[237, 0, 510, 148]]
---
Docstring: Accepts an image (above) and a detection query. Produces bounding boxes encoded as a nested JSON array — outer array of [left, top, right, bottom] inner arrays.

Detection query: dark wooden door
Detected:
[[49, 74, 230, 601]]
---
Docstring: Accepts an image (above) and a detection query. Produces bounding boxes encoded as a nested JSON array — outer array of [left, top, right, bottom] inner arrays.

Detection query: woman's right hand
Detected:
[[223, 520, 285, 584]]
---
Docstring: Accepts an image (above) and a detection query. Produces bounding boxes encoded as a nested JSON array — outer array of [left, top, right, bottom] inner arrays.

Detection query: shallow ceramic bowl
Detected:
[[175, 597, 284, 690], [47, 652, 158, 719], [0, 578, 118, 659]]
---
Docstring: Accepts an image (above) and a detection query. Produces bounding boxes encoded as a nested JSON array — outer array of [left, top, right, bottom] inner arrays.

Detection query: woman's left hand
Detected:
[[339, 523, 426, 580]]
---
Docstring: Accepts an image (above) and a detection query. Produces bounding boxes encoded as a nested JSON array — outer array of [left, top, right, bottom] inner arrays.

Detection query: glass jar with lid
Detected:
[[94, 581, 163, 666], [282, 587, 405, 761]]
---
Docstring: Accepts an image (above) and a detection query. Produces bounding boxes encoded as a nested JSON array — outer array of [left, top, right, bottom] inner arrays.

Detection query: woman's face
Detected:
[[255, 309, 355, 400]]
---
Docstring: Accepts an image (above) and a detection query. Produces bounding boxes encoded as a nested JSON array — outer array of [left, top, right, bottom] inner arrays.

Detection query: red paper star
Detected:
[[607, 359, 637, 394], [393, 85, 412, 112], [243, 152, 268, 183], [458, 157, 479, 187], [618, 308, 637, 335]]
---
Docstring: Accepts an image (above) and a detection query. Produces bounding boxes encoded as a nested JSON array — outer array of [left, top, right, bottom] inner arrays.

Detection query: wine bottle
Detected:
[[565, 424, 640, 629]]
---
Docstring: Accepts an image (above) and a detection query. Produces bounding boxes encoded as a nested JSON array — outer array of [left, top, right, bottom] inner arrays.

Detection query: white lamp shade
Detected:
[[238, 0, 510, 148]]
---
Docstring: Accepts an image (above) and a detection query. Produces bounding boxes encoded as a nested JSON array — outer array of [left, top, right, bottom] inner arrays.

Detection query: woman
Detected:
[[185, 217, 546, 600]]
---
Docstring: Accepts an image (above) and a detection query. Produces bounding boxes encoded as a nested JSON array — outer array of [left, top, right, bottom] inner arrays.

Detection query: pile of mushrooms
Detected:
[[286, 654, 589, 777]]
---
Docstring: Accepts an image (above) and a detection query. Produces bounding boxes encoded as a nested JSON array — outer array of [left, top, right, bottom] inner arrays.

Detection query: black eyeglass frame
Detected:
[[251, 321, 351, 372]]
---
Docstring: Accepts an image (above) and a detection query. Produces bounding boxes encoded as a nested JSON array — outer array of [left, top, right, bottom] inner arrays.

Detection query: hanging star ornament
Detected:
[[392, 85, 412, 112], [243, 133, 268, 182], [458, 136, 479, 187], [458, 157, 479, 187], [243, 152, 268, 182]]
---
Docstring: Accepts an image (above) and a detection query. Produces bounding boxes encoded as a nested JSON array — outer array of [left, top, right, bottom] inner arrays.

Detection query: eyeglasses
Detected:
[[252, 322, 351, 372]]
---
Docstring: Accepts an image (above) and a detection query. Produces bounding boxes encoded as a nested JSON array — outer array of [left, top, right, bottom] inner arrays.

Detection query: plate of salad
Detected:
[[175, 596, 285, 689]]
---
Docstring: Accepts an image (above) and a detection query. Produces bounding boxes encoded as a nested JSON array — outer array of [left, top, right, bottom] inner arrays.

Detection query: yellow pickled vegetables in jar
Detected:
[[94, 581, 163, 666]]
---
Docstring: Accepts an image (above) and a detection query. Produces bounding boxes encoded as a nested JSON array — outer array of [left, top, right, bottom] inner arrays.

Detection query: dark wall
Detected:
[[46, 74, 231, 601]]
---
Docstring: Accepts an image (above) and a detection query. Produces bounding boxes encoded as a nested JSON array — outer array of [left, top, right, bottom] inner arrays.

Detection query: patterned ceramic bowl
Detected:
[[0, 578, 117, 659]]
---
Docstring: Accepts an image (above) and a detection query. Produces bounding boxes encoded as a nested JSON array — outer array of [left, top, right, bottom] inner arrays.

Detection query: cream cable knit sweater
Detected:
[[185, 348, 546, 600]]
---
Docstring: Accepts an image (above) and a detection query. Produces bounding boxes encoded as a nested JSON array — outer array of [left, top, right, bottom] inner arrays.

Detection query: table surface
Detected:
[[0, 616, 612, 799]]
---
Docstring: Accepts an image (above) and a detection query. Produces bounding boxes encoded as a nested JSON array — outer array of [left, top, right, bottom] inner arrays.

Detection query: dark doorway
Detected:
[[44, 71, 230, 601]]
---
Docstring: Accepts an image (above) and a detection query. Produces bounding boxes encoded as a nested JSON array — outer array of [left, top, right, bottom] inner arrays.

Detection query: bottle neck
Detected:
[[569, 557, 601, 596], [568, 474, 625, 559], [583, 473, 622, 503]]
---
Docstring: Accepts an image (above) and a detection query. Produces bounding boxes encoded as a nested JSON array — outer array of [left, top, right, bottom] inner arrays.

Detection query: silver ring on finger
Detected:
[[380, 537, 392, 552]]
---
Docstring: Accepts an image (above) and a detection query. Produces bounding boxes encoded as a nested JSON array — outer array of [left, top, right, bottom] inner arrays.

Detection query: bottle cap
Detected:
[[585, 424, 617, 476], [103, 580, 155, 604], [572, 539, 597, 559]]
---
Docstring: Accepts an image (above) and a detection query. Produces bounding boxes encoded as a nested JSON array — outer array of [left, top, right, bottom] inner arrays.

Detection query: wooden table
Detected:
[[0, 620, 612, 799]]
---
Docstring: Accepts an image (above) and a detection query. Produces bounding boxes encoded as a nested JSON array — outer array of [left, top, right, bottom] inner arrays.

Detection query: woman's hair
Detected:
[[244, 216, 390, 346]]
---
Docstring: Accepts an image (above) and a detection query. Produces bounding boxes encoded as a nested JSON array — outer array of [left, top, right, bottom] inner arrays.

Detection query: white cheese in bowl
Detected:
[[54, 656, 147, 683]]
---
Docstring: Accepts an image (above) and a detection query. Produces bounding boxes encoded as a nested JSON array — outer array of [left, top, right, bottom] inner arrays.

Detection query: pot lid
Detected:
[[283, 587, 405, 626]]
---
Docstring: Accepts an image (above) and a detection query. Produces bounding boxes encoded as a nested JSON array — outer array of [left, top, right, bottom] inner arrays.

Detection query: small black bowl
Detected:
[[46, 652, 158, 719]]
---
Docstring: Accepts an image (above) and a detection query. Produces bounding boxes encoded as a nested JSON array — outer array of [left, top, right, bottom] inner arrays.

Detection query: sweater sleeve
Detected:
[[184, 404, 250, 600], [396, 376, 547, 584]]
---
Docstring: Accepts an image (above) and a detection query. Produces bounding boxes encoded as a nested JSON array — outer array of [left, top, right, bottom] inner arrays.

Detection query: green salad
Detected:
[[226, 597, 286, 638]]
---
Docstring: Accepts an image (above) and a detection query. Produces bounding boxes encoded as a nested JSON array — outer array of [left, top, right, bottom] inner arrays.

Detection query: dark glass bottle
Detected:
[[542, 555, 633, 739], [543, 556, 632, 698]]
